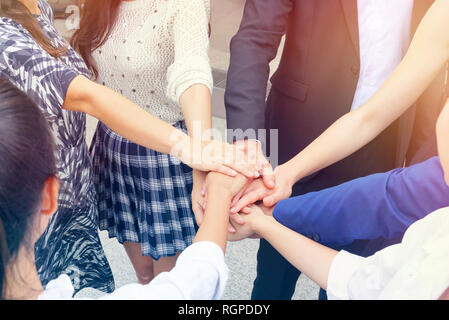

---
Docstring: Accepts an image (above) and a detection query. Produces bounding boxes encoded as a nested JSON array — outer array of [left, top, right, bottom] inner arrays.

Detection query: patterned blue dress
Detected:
[[0, 0, 114, 294]]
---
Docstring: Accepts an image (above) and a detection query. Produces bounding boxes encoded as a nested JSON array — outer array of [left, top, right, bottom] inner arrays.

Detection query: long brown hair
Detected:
[[0, 0, 65, 58], [71, 0, 122, 79]]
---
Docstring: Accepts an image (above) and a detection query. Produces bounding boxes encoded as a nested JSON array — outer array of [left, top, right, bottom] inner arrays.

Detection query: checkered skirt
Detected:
[[90, 121, 196, 260]]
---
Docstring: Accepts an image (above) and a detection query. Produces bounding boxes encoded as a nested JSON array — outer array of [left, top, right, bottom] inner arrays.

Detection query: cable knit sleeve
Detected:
[[166, 0, 213, 104]]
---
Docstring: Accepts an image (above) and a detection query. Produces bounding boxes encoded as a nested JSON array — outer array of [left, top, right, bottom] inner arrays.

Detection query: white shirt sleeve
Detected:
[[327, 250, 366, 300], [166, 0, 213, 103], [100, 241, 228, 300], [327, 208, 449, 300]]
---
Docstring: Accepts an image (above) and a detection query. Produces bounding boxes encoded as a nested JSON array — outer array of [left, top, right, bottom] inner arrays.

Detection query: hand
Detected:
[[205, 171, 251, 198], [234, 139, 275, 189], [227, 204, 270, 242], [205, 172, 252, 233], [230, 163, 294, 214], [191, 170, 207, 226], [178, 140, 261, 179], [262, 164, 295, 207], [229, 178, 271, 214]]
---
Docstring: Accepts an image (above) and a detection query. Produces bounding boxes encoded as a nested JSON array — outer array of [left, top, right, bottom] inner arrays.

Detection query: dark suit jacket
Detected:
[[225, 0, 436, 195]]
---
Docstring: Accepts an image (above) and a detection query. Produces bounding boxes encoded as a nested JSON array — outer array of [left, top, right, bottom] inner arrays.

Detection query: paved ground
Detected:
[[55, 0, 318, 300]]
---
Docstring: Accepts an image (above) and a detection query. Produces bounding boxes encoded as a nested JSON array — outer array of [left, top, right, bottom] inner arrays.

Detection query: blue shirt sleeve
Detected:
[[273, 157, 449, 247]]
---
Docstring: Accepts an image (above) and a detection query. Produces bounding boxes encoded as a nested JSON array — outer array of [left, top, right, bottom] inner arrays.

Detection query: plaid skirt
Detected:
[[90, 121, 197, 260]]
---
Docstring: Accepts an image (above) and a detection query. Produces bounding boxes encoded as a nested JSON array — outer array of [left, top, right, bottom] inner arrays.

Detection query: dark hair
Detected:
[[0, 78, 57, 299], [71, 0, 122, 79], [0, 0, 66, 58]]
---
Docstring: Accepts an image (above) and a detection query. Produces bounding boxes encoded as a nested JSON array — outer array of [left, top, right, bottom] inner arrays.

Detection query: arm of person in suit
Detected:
[[236, 0, 449, 207], [224, 0, 293, 189], [225, 0, 293, 135]]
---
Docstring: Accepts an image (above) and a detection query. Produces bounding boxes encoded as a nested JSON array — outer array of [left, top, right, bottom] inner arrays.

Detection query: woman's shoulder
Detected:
[[0, 18, 35, 45]]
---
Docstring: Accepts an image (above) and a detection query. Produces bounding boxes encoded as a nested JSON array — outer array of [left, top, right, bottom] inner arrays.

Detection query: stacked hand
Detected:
[[179, 139, 274, 180], [229, 163, 295, 223], [192, 139, 276, 229], [226, 204, 274, 242]]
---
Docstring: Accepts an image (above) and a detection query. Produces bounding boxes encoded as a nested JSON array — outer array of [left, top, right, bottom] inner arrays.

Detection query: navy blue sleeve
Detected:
[[224, 0, 293, 140], [273, 157, 449, 247]]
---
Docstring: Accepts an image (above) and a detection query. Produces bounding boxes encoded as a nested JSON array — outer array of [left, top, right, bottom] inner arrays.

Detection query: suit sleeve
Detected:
[[224, 0, 293, 140], [273, 157, 449, 247]]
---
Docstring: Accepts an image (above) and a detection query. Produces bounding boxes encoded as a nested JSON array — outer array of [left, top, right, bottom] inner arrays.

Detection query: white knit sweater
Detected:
[[92, 0, 213, 124]]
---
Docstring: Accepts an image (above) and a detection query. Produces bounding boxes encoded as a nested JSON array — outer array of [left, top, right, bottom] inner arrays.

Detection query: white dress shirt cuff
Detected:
[[327, 250, 366, 300]]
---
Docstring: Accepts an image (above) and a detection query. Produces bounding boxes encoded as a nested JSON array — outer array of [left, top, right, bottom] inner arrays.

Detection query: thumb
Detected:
[[263, 192, 280, 207], [262, 172, 275, 190]]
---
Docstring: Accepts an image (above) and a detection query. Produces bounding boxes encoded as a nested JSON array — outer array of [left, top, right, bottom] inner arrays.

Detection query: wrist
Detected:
[[207, 183, 233, 199], [173, 133, 193, 164], [282, 161, 301, 185], [251, 215, 274, 235], [193, 170, 206, 185]]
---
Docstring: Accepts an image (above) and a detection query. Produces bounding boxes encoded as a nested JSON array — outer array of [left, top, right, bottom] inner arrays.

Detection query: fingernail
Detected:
[[230, 207, 237, 213]]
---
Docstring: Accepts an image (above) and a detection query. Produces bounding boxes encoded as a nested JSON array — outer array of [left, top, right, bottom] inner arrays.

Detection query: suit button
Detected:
[[351, 66, 359, 76], [312, 233, 320, 242]]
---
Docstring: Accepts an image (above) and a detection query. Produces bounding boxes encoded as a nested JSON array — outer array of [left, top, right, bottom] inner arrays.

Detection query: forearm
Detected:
[[65, 75, 190, 155], [436, 99, 449, 184], [194, 185, 232, 252], [180, 84, 212, 181], [254, 216, 337, 290]]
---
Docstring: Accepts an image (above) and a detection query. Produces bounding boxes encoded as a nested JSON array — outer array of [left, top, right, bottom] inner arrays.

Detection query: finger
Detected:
[[192, 203, 204, 226], [231, 190, 264, 213], [241, 206, 252, 214], [231, 193, 241, 208], [263, 193, 279, 207], [234, 178, 254, 204], [202, 193, 207, 211], [227, 161, 257, 179], [261, 164, 276, 189], [230, 212, 245, 225], [227, 148, 259, 178], [262, 172, 276, 189], [228, 222, 237, 233], [213, 163, 238, 177], [201, 182, 207, 197]]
